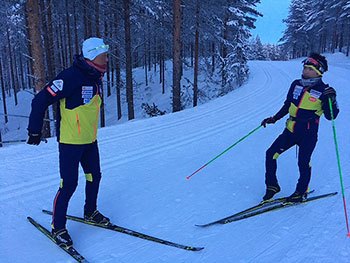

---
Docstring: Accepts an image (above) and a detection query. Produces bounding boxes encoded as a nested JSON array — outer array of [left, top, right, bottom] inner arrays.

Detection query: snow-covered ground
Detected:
[[1, 53, 350, 263]]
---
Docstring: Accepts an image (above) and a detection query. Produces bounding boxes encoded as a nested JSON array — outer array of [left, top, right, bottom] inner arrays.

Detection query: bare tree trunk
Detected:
[[7, 29, 18, 105], [332, 22, 337, 53], [95, 0, 100, 37], [158, 42, 162, 83], [162, 46, 165, 94], [190, 43, 194, 67], [339, 23, 344, 52], [144, 31, 148, 86], [212, 42, 215, 73], [123, 0, 134, 120], [73, 4, 79, 55], [26, 0, 46, 92], [66, 0, 73, 63], [148, 24, 151, 71], [153, 36, 157, 72], [114, 7, 122, 120], [83, 0, 88, 38], [0, 58, 8, 123], [221, 11, 229, 89], [193, 0, 200, 107], [26, 0, 50, 137], [19, 54, 25, 89], [58, 23, 66, 68], [172, 0, 182, 112], [46, 0, 55, 78], [347, 25, 350, 56], [62, 23, 68, 67], [159, 42, 162, 84], [105, 20, 111, 97]]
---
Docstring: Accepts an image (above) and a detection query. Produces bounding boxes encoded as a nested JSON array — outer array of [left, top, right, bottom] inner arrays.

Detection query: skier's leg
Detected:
[[52, 143, 84, 230], [296, 132, 318, 194], [80, 141, 101, 213], [265, 129, 296, 186]]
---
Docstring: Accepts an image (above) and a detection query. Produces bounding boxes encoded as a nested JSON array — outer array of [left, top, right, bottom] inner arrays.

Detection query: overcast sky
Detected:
[[250, 0, 291, 44]]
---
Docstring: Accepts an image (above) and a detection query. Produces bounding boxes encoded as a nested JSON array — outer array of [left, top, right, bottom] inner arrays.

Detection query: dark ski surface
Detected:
[[42, 209, 204, 251], [196, 191, 337, 227], [27, 217, 89, 263]]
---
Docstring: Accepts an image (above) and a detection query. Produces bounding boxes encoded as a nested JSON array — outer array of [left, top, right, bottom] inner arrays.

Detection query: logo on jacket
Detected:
[[309, 89, 322, 99], [46, 79, 64, 97], [82, 86, 93, 104], [52, 79, 64, 91], [293, 86, 303, 99]]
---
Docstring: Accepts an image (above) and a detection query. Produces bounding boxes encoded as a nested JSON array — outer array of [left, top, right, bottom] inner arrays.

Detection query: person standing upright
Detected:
[[261, 53, 339, 203], [27, 37, 110, 248]]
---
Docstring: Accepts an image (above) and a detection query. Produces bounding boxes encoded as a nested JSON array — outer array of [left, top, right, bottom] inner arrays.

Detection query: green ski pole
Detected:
[[187, 125, 262, 180], [328, 98, 350, 237]]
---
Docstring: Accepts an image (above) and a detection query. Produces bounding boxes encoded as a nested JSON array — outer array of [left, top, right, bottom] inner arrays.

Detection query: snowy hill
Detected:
[[1, 54, 350, 263]]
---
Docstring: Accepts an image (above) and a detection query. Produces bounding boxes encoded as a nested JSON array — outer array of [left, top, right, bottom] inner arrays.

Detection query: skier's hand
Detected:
[[261, 117, 276, 128], [324, 86, 336, 103], [27, 131, 42, 145]]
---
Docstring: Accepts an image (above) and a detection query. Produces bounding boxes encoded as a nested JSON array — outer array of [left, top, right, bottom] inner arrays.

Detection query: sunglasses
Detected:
[[88, 44, 109, 53], [302, 57, 325, 75]]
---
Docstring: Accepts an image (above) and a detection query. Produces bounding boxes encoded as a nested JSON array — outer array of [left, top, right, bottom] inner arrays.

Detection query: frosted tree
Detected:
[[280, 0, 309, 58], [219, 0, 261, 93]]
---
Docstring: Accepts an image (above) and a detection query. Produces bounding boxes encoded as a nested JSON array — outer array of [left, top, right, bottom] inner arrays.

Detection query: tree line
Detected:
[[280, 0, 350, 58], [1, 0, 262, 137]]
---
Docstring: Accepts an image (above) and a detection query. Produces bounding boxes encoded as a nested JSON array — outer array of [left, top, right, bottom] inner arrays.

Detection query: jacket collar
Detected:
[[73, 54, 103, 82]]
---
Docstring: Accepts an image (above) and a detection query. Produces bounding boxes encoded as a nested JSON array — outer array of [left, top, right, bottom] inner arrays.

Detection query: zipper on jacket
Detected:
[[76, 114, 81, 134], [93, 84, 100, 141], [293, 87, 309, 132]]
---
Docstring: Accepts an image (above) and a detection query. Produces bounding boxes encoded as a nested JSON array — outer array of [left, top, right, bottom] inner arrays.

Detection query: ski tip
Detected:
[[187, 246, 204, 251], [42, 209, 53, 215], [194, 224, 207, 227]]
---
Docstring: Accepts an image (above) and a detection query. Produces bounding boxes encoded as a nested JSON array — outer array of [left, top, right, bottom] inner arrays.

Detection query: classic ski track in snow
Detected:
[[0, 62, 289, 202]]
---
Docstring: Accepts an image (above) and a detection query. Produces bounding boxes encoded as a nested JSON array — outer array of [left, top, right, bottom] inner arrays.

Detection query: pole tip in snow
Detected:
[[347, 233, 350, 238]]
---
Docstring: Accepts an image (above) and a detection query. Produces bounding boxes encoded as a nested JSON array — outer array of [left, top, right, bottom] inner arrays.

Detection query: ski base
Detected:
[[196, 191, 337, 227], [27, 217, 89, 263], [42, 210, 204, 251]]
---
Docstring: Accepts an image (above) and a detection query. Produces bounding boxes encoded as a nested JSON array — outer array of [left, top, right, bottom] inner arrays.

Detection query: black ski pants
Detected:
[[265, 128, 318, 194], [51, 141, 102, 230]]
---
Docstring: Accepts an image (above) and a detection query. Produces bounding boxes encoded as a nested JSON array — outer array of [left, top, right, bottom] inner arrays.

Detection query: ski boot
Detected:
[[286, 191, 307, 203], [84, 209, 110, 225], [262, 184, 281, 202], [52, 228, 73, 248]]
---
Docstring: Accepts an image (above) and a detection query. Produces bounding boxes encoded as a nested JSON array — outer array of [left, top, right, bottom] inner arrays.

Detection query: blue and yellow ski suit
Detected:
[[265, 79, 339, 194], [28, 54, 103, 230]]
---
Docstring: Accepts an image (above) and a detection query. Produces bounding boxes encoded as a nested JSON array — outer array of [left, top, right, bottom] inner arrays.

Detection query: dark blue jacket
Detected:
[[274, 79, 339, 133], [28, 55, 103, 144]]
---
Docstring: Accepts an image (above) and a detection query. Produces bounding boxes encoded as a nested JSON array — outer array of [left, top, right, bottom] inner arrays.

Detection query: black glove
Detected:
[[261, 117, 276, 128], [324, 86, 336, 103], [27, 131, 42, 145]]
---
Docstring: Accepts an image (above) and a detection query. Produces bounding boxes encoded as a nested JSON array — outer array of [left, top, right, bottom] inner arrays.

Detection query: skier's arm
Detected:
[[28, 77, 73, 135]]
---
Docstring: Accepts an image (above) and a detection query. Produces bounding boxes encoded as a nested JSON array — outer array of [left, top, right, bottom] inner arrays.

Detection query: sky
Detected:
[[251, 0, 291, 44]]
